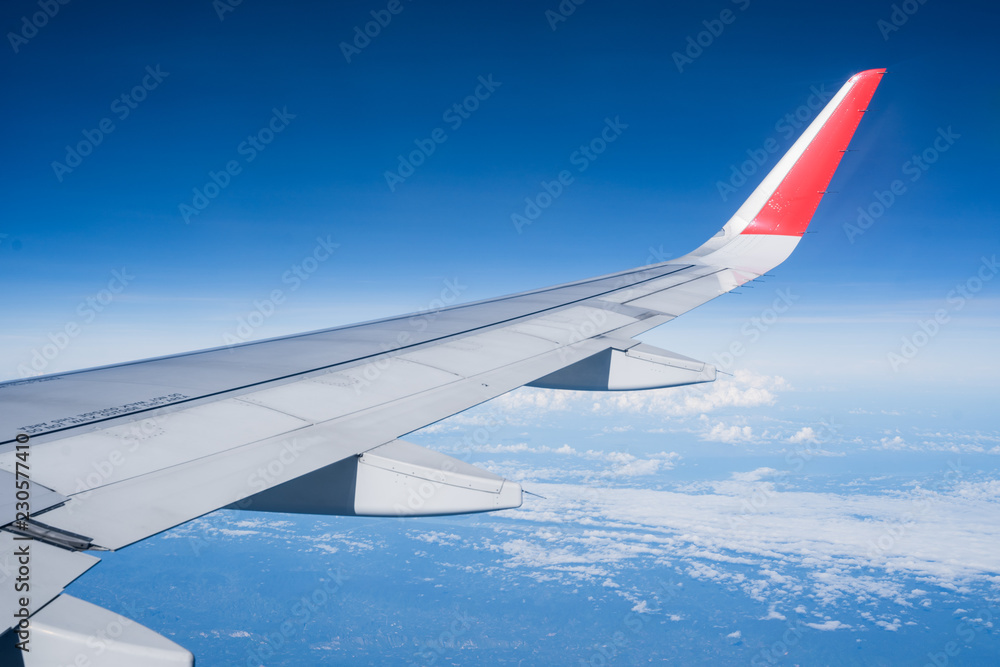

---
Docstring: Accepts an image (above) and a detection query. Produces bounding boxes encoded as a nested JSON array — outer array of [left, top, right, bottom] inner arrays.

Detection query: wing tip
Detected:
[[848, 68, 888, 87], [736, 68, 887, 238]]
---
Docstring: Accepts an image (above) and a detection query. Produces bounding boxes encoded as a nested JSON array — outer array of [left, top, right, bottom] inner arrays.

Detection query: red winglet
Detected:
[[741, 69, 886, 236]]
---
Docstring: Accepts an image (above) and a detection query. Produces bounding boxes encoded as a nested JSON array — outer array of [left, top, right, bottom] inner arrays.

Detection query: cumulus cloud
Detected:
[[784, 447, 845, 458], [596, 451, 681, 478], [788, 427, 818, 444], [865, 429, 997, 455], [702, 423, 755, 444], [730, 467, 779, 483], [877, 435, 907, 450], [804, 620, 851, 631], [440, 441, 682, 482], [953, 480, 1000, 502], [410, 531, 462, 546]]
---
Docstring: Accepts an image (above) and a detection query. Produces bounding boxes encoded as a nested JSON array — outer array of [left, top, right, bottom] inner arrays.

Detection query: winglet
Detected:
[[731, 69, 886, 238]]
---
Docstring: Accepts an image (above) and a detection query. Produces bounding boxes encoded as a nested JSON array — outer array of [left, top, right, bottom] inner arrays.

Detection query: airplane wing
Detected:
[[0, 69, 885, 665]]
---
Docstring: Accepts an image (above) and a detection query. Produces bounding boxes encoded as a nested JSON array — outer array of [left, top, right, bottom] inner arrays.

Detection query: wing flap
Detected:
[[238, 440, 521, 517], [2, 594, 194, 666], [355, 441, 522, 516], [528, 342, 716, 391]]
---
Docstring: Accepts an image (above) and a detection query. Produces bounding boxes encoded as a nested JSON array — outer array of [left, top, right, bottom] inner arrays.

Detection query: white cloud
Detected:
[[784, 447, 845, 458], [865, 430, 997, 455], [788, 427, 818, 444], [410, 531, 462, 546], [702, 423, 754, 444], [953, 480, 1000, 502], [804, 620, 851, 631], [492, 370, 788, 419], [731, 467, 779, 483], [489, 477, 1000, 615], [473, 442, 534, 454], [458, 445, 682, 483], [877, 436, 907, 450]]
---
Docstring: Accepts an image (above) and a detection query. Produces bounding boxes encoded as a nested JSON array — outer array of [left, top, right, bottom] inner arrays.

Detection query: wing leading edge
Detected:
[[0, 69, 885, 665]]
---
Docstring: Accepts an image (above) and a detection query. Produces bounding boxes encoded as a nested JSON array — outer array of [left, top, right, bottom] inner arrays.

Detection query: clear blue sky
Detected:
[[1, 0, 997, 398]]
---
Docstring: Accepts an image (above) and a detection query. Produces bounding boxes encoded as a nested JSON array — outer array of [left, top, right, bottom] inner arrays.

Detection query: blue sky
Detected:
[[1, 0, 997, 395]]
